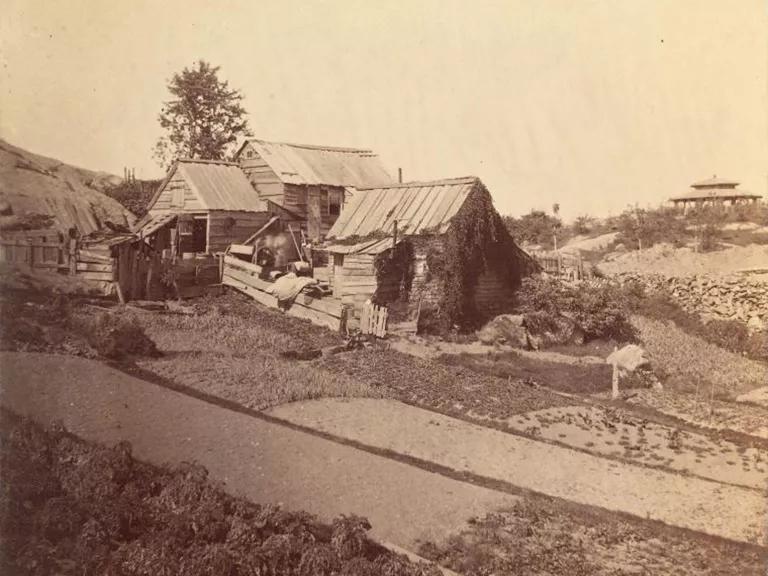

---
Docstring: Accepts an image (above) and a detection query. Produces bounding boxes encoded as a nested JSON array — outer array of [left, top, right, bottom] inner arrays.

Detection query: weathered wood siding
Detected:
[[207, 210, 271, 253], [283, 183, 346, 240], [238, 142, 285, 204], [332, 253, 377, 318], [150, 171, 203, 214], [473, 270, 516, 318]]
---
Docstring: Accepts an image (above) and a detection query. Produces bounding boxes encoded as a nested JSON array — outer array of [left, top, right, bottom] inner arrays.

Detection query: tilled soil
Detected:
[[317, 346, 576, 417], [504, 405, 767, 489], [269, 398, 766, 544]]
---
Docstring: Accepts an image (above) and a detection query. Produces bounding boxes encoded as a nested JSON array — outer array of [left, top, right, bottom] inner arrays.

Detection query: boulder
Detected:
[[525, 313, 584, 350], [476, 314, 528, 348], [747, 315, 765, 332], [606, 344, 650, 375]]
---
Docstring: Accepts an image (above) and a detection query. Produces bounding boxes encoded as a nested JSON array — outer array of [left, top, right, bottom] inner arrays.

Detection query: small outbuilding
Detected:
[[324, 176, 536, 332], [670, 176, 762, 213], [235, 138, 393, 240], [138, 158, 302, 255]]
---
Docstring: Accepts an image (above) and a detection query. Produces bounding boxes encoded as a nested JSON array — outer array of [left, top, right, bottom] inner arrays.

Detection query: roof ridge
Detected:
[[246, 138, 376, 154], [177, 158, 240, 166], [356, 176, 479, 190]]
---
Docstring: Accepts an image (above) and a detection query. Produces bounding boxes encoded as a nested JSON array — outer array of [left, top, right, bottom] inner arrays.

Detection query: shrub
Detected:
[[0, 414, 438, 576], [614, 207, 687, 250], [631, 316, 767, 397], [516, 276, 635, 343], [76, 312, 160, 359]]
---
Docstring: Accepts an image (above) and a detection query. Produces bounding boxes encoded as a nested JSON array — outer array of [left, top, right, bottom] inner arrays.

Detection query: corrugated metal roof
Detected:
[[178, 160, 267, 211], [325, 237, 401, 255], [327, 177, 479, 240], [238, 139, 393, 188]]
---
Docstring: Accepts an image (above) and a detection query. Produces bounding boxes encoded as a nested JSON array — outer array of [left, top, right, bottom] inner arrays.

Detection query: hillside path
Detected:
[[268, 398, 767, 545], [0, 351, 515, 551]]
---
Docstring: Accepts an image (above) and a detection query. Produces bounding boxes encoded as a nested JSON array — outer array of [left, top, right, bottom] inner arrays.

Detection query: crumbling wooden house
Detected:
[[127, 159, 303, 300], [324, 177, 536, 331], [235, 139, 393, 241]]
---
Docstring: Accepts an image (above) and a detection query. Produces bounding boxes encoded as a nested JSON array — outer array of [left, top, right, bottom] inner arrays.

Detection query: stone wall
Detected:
[[617, 272, 767, 330]]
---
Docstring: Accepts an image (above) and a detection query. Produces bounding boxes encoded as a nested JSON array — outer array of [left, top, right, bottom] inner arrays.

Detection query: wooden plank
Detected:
[[223, 265, 274, 292], [78, 271, 115, 282], [224, 254, 264, 276], [294, 294, 343, 317], [76, 262, 113, 273], [286, 301, 341, 331], [223, 274, 279, 308], [228, 244, 255, 257], [360, 301, 371, 334], [78, 249, 113, 264]]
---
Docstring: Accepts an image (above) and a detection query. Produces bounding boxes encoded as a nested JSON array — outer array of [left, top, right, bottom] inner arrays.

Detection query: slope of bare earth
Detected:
[[0, 138, 135, 234], [597, 242, 768, 277]]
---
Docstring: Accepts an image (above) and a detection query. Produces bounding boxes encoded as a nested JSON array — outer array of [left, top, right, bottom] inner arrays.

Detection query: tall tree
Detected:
[[153, 60, 251, 168]]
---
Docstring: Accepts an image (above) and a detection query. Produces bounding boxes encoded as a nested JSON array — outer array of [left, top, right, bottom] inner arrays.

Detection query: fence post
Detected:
[[69, 238, 78, 275], [611, 345, 620, 399]]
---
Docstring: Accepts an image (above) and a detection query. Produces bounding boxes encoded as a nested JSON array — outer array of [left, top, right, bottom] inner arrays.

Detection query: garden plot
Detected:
[[269, 398, 766, 544], [627, 389, 768, 440], [504, 405, 766, 490]]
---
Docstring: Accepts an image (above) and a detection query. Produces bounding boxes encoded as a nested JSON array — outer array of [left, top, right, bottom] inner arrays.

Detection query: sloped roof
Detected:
[[327, 176, 479, 239], [151, 159, 267, 212], [325, 237, 402, 255], [691, 176, 739, 188], [236, 138, 393, 188]]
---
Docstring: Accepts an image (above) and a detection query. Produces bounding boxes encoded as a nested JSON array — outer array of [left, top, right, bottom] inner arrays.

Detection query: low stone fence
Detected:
[[616, 272, 767, 330]]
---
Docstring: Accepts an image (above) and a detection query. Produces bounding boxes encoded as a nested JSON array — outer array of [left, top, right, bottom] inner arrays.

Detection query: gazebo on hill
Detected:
[[670, 175, 762, 212]]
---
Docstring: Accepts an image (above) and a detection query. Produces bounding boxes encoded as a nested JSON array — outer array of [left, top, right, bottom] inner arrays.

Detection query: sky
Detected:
[[1, 0, 766, 220]]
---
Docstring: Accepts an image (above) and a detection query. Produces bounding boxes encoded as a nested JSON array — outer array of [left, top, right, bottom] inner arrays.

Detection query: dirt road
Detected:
[[0, 351, 515, 550], [269, 398, 767, 544]]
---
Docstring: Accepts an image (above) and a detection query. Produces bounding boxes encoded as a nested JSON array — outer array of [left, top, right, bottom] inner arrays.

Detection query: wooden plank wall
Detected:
[[207, 210, 272, 253], [333, 253, 378, 319], [238, 142, 285, 205], [151, 171, 202, 213]]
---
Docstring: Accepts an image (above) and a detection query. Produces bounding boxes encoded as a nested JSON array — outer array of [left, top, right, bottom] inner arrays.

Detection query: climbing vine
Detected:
[[434, 184, 530, 332], [372, 240, 414, 305]]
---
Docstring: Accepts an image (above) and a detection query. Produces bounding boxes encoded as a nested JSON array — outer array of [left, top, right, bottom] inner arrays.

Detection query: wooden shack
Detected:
[[235, 138, 393, 241], [324, 177, 536, 332], [139, 158, 277, 253]]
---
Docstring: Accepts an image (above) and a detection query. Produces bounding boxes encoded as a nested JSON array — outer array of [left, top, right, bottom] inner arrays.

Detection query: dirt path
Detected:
[[268, 398, 766, 545], [0, 351, 515, 551]]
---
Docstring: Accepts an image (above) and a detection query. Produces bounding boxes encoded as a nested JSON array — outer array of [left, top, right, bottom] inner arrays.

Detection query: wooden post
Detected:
[[611, 345, 620, 399], [68, 238, 78, 275]]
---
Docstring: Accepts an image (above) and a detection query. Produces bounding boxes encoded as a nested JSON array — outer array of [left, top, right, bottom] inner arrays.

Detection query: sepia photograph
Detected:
[[0, 1, 766, 574]]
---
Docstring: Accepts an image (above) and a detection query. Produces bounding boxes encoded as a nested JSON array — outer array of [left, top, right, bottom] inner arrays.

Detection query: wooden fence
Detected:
[[530, 250, 587, 280], [0, 233, 77, 272], [0, 233, 117, 292], [360, 300, 388, 337]]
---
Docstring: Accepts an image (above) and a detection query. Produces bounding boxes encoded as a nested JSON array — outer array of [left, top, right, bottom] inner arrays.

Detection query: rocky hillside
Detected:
[[0, 139, 135, 236]]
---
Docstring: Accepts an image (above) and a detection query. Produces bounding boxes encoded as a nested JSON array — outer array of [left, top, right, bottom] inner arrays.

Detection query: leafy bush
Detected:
[[75, 312, 160, 359], [631, 316, 767, 398], [0, 413, 441, 576], [103, 180, 160, 218], [516, 276, 635, 342], [503, 210, 563, 249], [614, 207, 687, 250]]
